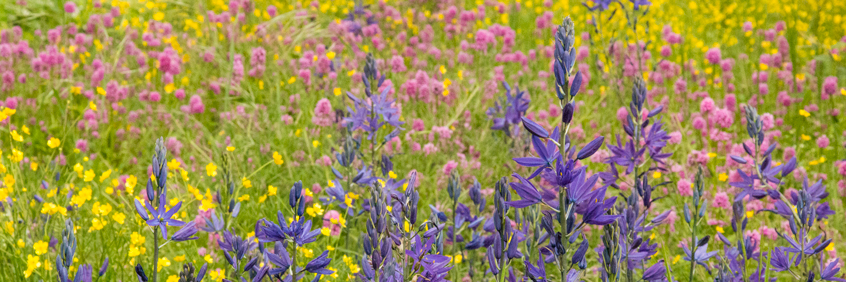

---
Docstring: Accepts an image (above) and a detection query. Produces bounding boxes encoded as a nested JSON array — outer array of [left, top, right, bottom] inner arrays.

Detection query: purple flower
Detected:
[[143, 192, 184, 239], [506, 173, 543, 208], [821, 258, 846, 282], [171, 221, 199, 241], [521, 117, 550, 138], [576, 136, 604, 160], [769, 247, 795, 272], [641, 260, 666, 281], [683, 242, 718, 268], [305, 251, 333, 275], [513, 134, 560, 179]]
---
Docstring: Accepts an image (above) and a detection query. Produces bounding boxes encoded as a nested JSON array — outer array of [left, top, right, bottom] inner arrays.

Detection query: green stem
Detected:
[[688, 220, 697, 281], [291, 239, 298, 282], [152, 226, 160, 282]]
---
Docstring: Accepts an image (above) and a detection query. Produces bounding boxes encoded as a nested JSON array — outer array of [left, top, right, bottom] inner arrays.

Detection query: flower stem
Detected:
[[291, 240, 298, 282], [152, 226, 159, 282]]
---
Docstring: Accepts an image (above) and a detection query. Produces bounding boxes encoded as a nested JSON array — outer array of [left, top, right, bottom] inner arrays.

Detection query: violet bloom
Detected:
[[171, 221, 199, 241], [140, 192, 184, 239], [304, 251, 333, 275], [641, 260, 666, 281], [513, 133, 560, 179]]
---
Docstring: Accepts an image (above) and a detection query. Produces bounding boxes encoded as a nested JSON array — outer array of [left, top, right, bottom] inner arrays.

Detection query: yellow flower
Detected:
[[100, 169, 112, 182], [652, 171, 661, 179], [0, 107, 16, 122], [131, 232, 146, 245], [167, 275, 180, 282], [4, 221, 14, 234], [209, 268, 226, 281], [9, 148, 24, 162], [31, 162, 39, 171], [388, 171, 398, 179], [801, 134, 811, 141], [164, 83, 176, 94], [326, 51, 336, 60], [226, 146, 235, 152], [3, 174, 14, 188], [74, 163, 84, 177], [47, 137, 61, 148], [10, 130, 24, 142], [267, 185, 278, 196], [451, 253, 463, 264], [84, 169, 95, 182], [92, 202, 113, 216], [306, 203, 325, 217], [71, 187, 92, 206], [300, 248, 314, 258], [88, 218, 107, 232], [242, 177, 252, 188], [718, 173, 728, 182], [273, 151, 284, 165], [672, 255, 681, 264], [34, 240, 49, 255], [174, 255, 186, 262], [204, 254, 214, 264], [41, 203, 67, 216], [157, 257, 171, 271], [799, 109, 811, 117], [25, 255, 42, 278], [238, 194, 250, 202], [321, 227, 331, 236], [113, 212, 126, 224], [439, 65, 446, 74], [128, 246, 142, 257], [206, 162, 218, 177], [153, 12, 165, 21], [333, 87, 341, 96], [89, 101, 97, 111], [746, 211, 754, 218], [716, 226, 724, 233], [126, 175, 138, 194], [312, 140, 320, 148], [167, 159, 181, 170]]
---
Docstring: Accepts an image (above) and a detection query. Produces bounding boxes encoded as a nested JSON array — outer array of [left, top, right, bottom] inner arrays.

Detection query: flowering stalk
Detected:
[[683, 168, 714, 281], [132, 138, 198, 282]]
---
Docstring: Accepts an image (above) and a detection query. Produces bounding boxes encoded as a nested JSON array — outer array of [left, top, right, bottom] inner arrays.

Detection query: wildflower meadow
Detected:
[[2, 0, 846, 281]]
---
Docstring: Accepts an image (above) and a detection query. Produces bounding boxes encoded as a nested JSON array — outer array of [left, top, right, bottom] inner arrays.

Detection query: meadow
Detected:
[[1, 0, 845, 281]]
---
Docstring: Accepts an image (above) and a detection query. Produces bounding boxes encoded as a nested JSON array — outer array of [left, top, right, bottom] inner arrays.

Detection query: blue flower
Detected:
[[143, 192, 184, 239]]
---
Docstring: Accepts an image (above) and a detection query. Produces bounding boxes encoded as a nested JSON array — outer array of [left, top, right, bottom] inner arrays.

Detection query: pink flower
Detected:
[[817, 135, 830, 148], [705, 47, 721, 64], [322, 210, 342, 236], [311, 98, 335, 127], [710, 108, 734, 128], [64, 1, 77, 13], [699, 97, 715, 113], [677, 179, 692, 197], [668, 131, 682, 144], [713, 192, 730, 209], [616, 107, 628, 123], [443, 160, 458, 175]]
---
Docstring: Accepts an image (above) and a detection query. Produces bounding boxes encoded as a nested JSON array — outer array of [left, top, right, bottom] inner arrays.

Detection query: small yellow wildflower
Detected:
[[47, 137, 61, 148], [206, 162, 218, 177], [34, 241, 48, 255]]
